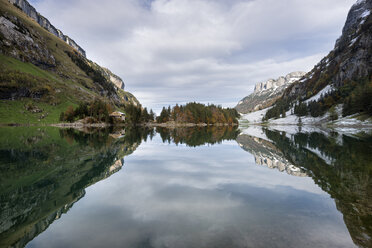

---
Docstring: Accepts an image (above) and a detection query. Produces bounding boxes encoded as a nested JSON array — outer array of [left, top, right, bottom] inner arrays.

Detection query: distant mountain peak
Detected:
[[253, 71, 306, 94], [235, 71, 306, 114]]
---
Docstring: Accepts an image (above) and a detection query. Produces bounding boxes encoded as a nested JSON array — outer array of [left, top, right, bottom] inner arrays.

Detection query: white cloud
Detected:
[[31, 0, 355, 112]]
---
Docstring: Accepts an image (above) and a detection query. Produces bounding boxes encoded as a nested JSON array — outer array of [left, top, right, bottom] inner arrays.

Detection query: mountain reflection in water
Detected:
[[0, 125, 371, 248], [237, 126, 372, 248]]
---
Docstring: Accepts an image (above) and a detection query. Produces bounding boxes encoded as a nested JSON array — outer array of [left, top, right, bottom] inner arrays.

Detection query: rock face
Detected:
[[235, 72, 306, 114], [102, 67, 125, 90], [8, 0, 86, 57], [0, 15, 56, 67], [286, 0, 372, 101], [253, 71, 306, 93]]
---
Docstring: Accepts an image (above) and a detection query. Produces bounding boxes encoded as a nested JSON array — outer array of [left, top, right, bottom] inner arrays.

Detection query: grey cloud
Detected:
[[31, 0, 355, 112]]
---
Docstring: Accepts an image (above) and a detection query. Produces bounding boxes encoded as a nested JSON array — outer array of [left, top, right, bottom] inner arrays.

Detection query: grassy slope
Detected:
[[0, 0, 139, 124], [0, 54, 81, 124]]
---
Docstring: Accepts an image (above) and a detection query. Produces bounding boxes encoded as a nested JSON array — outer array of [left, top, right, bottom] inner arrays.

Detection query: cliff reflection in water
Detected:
[[237, 127, 372, 248], [236, 134, 307, 177], [0, 126, 239, 248], [0, 127, 151, 248], [1, 125, 370, 248]]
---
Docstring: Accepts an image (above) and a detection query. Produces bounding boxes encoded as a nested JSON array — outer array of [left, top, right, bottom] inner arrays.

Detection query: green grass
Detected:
[[0, 54, 57, 80], [0, 0, 140, 125], [0, 53, 95, 124], [0, 99, 77, 124], [0, 52, 91, 124]]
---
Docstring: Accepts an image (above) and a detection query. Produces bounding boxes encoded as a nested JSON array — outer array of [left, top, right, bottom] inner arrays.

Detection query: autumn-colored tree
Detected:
[[64, 106, 75, 122]]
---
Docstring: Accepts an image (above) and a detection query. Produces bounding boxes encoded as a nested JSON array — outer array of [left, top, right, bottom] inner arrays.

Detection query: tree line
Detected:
[[156, 102, 240, 124], [59, 99, 155, 124]]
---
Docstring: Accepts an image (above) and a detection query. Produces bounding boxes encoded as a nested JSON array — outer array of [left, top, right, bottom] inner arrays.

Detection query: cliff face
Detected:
[[254, 71, 306, 93], [8, 0, 86, 57], [0, 15, 56, 67], [235, 72, 305, 114], [101, 66, 125, 90], [285, 0, 372, 105], [0, 0, 139, 123]]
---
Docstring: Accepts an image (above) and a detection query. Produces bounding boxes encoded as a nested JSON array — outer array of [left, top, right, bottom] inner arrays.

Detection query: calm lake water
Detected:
[[0, 126, 371, 248]]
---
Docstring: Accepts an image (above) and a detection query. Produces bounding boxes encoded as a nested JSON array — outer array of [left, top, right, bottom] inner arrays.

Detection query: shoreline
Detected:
[[142, 122, 239, 128], [238, 122, 372, 129], [1, 121, 372, 129], [0, 122, 239, 128]]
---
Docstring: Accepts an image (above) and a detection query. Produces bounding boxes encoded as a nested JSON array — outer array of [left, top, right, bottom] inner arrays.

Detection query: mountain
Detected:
[[0, 0, 139, 125], [262, 0, 372, 123], [235, 71, 306, 114]]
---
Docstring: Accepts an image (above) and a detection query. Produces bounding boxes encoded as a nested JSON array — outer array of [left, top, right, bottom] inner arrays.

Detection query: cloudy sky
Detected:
[[30, 0, 355, 112]]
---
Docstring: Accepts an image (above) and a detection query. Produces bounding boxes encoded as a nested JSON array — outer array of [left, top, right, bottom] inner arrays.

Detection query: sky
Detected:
[[30, 0, 356, 113]]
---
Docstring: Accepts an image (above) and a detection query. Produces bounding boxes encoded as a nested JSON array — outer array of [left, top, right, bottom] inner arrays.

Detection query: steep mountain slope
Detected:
[[235, 72, 305, 114], [263, 0, 372, 122], [0, 0, 139, 124], [8, 0, 86, 57]]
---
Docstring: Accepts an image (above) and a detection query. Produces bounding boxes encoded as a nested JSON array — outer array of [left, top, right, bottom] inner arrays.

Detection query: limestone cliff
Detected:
[[235, 72, 306, 114], [8, 0, 86, 57]]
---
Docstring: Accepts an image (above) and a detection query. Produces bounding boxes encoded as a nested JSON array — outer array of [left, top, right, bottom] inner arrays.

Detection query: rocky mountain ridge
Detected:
[[287, 0, 372, 99], [240, 0, 372, 124], [254, 71, 306, 93], [0, 0, 138, 124], [260, 0, 372, 122], [235, 72, 305, 114], [8, 0, 86, 57], [5, 0, 125, 91]]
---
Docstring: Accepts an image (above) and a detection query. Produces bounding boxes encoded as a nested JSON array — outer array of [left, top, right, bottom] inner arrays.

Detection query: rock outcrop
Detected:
[[102, 67, 125, 90], [236, 72, 306, 114], [8, 0, 86, 57], [0, 15, 56, 67], [253, 71, 305, 93]]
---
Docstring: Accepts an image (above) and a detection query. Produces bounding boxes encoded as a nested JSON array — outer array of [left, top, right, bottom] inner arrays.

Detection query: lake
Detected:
[[0, 125, 371, 248]]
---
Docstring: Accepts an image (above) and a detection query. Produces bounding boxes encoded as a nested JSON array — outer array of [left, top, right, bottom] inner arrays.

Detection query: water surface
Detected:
[[0, 126, 371, 248]]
